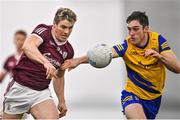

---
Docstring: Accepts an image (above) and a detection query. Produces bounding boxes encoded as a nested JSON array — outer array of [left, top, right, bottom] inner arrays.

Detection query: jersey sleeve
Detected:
[[31, 24, 49, 42], [113, 40, 128, 57], [3, 57, 11, 72], [158, 35, 172, 54]]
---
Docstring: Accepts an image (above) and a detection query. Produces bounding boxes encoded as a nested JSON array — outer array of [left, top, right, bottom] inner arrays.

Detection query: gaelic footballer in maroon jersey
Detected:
[[0, 30, 27, 82], [3, 55, 17, 73], [13, 24, 74, 90], [3, 7, 77, 119]]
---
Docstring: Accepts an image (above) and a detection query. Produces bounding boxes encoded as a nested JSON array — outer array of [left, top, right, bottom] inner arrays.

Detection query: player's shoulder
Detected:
[[66, 41, 74, 49], [6, 54, 16, 60], [149, 31, 167, 42], [36, 23, 52, 29], [4, 54, 16, 64], [149, 31, 161, 38], [34, 23, 52, 32], [148, 31, 166, 45], [149, 31, 167, 39], [32, 23, 53, 39]]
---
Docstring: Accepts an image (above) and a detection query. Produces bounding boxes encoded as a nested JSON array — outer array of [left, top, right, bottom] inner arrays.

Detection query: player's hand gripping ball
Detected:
[[87, 44, 113, 68]]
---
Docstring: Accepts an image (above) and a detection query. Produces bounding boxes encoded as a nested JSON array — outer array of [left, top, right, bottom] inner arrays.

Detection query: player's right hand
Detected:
[[58, 102, 67, 118], [43, 62, 57, 79]]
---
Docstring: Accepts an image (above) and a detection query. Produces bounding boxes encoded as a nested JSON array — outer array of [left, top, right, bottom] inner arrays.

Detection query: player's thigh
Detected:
[[30, 99, 59, 119], [2, 112, 23, 119], [125, 103, 146, 119]]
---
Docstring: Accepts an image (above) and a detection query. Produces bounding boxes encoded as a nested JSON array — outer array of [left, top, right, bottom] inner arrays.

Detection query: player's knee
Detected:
[[124, 104, 146, 119]]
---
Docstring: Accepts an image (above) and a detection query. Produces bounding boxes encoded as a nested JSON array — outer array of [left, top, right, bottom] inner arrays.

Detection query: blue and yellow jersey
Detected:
[[113, 31, 172, 100]]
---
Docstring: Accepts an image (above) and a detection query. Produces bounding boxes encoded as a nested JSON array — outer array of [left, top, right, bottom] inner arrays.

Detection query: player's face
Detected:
[[14, 34, 26, 52], [53, 19, 75, 42], [127, 20, 148, 45]]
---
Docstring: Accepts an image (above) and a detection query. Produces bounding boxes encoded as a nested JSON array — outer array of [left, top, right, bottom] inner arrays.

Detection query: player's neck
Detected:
[[15, 51, 22, 60], [136, 33, 149, 48], [16, 49, 22, 55], [51, 29, 67, 45]]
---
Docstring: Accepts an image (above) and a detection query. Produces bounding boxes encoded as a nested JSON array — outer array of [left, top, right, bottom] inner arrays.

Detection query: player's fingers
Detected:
[[59, 109, 67, 118], [46, 74, 51, 79], [68, 68, 74, 72], [62, 60, 70, 66], [60, 65, 66, 70], [59, 113, 66, 118], [53, 72, 58, 78], [46, 66, 50, 75], [59, 106, 63, 111], [61, 63, 70, 70], [144, 52, 149, 57], [144, 50, 152, 57], [46, 69, 53, 79], [151, 53, 159, 58], [64, 60, 70, 63]]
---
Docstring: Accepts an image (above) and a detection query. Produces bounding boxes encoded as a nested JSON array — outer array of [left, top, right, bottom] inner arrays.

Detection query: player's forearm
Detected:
[[53, 76, 65, 102], [22, 44, 50, 65], [159, 54, 180, 73], [112, 47, 119, 58], [76, 55, 89, 64]]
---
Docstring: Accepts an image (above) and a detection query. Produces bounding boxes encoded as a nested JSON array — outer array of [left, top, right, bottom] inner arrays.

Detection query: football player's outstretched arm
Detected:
[[145, 49, 180, 74], [61, 55, 88, 71], [61, 47, 119, 71]]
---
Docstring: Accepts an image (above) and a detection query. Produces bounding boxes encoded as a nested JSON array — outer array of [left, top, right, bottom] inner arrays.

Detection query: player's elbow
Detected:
[[174, 64, 180, 74], [176, 66, 180, 74]]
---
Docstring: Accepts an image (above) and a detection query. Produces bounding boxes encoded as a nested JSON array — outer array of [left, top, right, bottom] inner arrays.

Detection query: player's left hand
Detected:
[[144, 49, 162, 59], [61, 59, 80, 71], [58, 102, 67, 118]]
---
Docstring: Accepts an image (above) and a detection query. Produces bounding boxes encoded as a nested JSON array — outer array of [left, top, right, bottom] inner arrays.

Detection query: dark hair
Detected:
[[126, 11, 149, 28], [14, 30, 27, 37], [53, 7, 77, 24]]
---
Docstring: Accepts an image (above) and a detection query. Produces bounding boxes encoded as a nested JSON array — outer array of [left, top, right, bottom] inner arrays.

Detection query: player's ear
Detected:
[[52, 23, 57, 29], [144, 26, 149, 32], [53, 21, 57, 27]]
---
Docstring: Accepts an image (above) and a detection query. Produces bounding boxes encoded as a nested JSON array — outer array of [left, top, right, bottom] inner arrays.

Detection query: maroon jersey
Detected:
[[13, 24, 74, 90], [3, 55, 17, 73]]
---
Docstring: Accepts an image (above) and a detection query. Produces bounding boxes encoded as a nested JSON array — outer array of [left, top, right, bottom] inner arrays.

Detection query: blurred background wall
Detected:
[[0, 0, 179, 119]]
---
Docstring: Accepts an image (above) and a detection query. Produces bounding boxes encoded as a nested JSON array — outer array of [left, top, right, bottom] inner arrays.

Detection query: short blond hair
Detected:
[[53, 7, 77, 24]]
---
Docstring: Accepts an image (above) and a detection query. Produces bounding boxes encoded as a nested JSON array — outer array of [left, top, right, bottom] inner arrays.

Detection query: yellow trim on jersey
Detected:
[[161, 42, 168, 49], [160, 50, 172, 54], [116, 44, 124, 51], [122, 96, 133, 105]]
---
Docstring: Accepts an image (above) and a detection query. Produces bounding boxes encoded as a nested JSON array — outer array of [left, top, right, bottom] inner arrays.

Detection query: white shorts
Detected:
[[3, 81, 53, 114]]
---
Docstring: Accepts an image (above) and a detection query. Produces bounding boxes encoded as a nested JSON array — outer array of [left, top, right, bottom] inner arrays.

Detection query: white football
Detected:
[[87, 44, 113, 68]]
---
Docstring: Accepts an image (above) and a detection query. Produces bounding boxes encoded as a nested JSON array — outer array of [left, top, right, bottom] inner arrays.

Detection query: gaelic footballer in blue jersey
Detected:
[[61, 11, 180, 119]]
